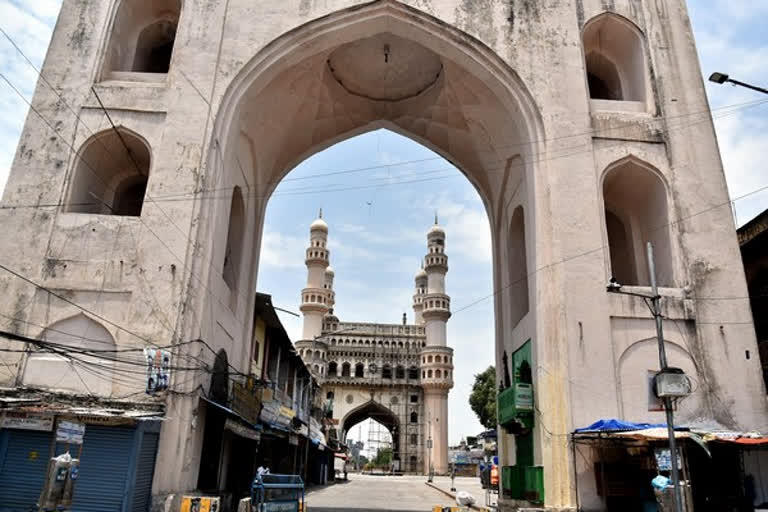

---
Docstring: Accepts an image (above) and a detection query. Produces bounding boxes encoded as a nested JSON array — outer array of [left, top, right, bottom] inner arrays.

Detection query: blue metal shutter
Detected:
[[0, 429, 53, 512], [130, 432, 159, 512], [71, 426, 135, 512]]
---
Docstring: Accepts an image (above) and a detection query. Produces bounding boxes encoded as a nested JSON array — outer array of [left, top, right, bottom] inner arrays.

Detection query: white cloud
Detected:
[[259, 230, 306, 270]]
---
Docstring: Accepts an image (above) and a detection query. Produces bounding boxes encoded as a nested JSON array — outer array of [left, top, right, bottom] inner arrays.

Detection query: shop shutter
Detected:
[[72, 425, 135, 512], [0, 429, 53, 512], [131, 432, 159, 512]]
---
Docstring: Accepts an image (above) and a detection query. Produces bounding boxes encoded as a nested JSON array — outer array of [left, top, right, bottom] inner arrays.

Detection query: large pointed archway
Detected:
[[341, 400, 401, 470], [188, 0, 562, 506]]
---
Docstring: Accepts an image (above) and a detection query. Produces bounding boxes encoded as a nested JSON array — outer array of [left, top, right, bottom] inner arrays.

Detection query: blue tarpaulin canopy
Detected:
[[574, 418, 666, 433]]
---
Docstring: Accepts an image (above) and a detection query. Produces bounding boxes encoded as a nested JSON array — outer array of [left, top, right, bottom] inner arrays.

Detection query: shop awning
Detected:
[[573, 418, 768, 447], [574, 418, 666, 433]]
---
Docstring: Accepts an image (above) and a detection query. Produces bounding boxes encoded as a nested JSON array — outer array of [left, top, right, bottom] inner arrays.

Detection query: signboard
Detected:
[[180, 496, 220, 512], [231, 381, 262, 425], [144, 348, 171, 393], [279, 406, 296, 419], [224, 418, 261, 442], [1, 413, 53, 431], [56, 421, 86, 444], [514, 383, 534, 412]]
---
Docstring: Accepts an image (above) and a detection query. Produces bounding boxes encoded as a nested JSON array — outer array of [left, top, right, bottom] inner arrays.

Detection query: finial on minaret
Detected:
[[435, 211, 438, 225], [319, 208, 323, 219]]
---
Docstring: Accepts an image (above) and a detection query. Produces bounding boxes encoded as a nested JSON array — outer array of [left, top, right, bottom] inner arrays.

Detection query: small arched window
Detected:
[[66, 129, 150, 216], [328, 362, 338, 377], [396, 366, 405, 379], [408, 366, 419, 379], [410, 412, 418, 424], [382, 365, 392, 379], [436, 369, 442, 378], [355, 363, 364, 378], [342, 362, 351, 377], [103, 0, 181, 78], [428, 370, 433, 378], [583, 14, 648, 104]]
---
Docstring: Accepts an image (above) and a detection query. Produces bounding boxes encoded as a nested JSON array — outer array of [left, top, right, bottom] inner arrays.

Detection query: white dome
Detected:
[[310, 217, 328, 232], [428, 223, 445, 237], [414, 267, 427, 280], [326, 266, 335, 276]]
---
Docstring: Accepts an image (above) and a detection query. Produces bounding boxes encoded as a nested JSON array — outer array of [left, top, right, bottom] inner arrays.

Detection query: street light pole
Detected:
[[709, 72, 768, 95], [647, 243, 684, 512]]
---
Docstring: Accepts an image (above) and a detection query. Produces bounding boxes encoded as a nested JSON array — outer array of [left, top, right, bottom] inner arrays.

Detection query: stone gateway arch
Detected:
[[0, 1, 765, 510]]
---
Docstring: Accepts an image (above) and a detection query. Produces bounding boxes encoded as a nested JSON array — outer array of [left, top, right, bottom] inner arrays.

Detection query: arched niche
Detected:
[[103, 0, 181, 79], [65, 128, 150, 216], [222, 186, 245, 303], [508, 205, 530, 329], [583, 13, 649, 108], [22, 314, 117, 396], [602, 157, 674, 286], [617, 338, 703, 423]]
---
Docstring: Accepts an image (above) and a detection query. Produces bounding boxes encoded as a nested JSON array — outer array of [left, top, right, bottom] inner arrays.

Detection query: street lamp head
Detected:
[[709, 72, 729, 85], [606, 277, 622, 292]]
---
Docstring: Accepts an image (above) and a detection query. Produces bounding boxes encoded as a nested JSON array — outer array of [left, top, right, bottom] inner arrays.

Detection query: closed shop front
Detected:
[[0, 420, 161, 512], [0, 429, 53, 512]]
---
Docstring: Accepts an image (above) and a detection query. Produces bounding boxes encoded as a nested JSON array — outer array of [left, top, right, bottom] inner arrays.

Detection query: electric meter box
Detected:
[[654, 369, 691, 398], [39, 453, 72, 510], [60, 458, 80, 508]]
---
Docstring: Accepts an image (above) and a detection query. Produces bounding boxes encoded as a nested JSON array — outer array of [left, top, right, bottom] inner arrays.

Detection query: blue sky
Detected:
[[1, 1, 766, 445]]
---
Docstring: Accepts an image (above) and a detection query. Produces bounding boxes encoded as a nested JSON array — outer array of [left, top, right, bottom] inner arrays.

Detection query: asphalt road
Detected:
[[306, 474, 457, 512]]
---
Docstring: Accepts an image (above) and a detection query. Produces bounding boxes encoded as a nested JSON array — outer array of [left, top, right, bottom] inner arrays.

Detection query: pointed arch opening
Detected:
[[103, 0, 181, 79], [222, 186, 245, 304], [583, 14, 649, 108], [603, 158, 673, 286], [206, 0, 544, 479], [65, 128, 150, 216]]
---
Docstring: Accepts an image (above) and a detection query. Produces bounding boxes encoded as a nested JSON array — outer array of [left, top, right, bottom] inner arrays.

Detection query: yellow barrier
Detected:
[[180, 496, 220, 512]]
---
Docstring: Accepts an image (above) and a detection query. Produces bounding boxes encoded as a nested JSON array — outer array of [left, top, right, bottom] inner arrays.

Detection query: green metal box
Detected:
[[498, 384, 534, 429], [501, 465, 544, 503], [523, 466, 544, 503]]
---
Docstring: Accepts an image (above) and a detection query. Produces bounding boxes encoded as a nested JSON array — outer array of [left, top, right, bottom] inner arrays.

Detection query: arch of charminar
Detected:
[[0, 0, 766, 510]]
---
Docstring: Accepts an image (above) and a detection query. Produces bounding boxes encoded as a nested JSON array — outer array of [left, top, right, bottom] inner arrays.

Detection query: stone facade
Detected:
[[0, 0, 765, 510]]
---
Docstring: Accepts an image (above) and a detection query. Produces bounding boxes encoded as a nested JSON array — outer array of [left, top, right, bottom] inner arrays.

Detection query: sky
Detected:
[[0, 1, 767, 446]]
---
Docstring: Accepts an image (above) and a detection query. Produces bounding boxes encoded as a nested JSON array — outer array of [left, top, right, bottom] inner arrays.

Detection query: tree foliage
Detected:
[[469, 366, 497, 429], [373, 447, 393, 467]]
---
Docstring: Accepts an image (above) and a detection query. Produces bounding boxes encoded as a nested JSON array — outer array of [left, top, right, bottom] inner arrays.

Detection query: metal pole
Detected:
[[647, 242, 684, 512], [727, 78, 768, 95]]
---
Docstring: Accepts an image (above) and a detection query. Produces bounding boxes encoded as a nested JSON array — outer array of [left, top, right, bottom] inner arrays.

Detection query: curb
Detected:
[[424, 482, 491, 511]]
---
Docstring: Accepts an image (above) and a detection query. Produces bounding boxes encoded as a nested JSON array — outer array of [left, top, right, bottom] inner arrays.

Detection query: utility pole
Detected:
[[647, 243, 684, 512], [607, 243, 690, 512]]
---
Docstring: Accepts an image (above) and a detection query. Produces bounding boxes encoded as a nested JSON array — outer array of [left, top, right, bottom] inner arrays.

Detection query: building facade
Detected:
[[0, 0, 765, 510], [294, 213, 454, 475]]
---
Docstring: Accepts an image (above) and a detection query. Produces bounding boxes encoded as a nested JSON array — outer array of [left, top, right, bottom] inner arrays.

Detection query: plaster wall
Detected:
[[0, 0, 764, 509]]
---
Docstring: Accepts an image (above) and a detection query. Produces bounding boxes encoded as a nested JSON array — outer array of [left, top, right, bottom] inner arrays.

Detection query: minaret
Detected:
[[412, 264, 427, 325], [300, 210, 331, 340], [419, 215, 454, 475]]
